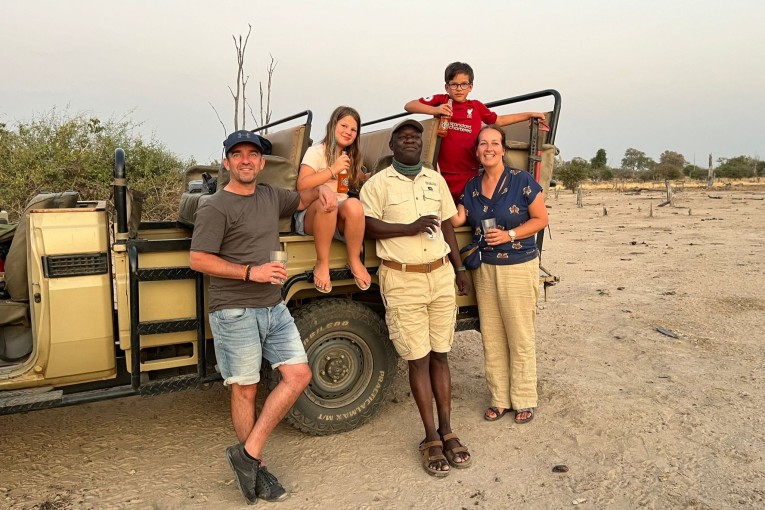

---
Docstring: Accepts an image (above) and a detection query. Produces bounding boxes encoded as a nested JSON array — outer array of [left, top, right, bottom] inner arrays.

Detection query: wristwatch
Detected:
[[508, 229, 517, 242]]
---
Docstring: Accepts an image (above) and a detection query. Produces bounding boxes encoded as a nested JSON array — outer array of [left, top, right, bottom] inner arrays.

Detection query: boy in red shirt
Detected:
[[405, 62, 545, 204]]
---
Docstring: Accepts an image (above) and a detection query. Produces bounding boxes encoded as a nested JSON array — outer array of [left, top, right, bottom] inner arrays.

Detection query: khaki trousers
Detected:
[[473, 258, 539, 410], [378, 263, 457, 361]]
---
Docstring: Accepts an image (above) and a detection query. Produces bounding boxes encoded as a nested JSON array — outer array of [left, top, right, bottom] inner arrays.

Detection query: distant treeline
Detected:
[[554, 147, 764, 191]]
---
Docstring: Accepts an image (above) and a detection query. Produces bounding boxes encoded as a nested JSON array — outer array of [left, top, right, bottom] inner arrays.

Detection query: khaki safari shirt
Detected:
[[360, 165, 457, 264]]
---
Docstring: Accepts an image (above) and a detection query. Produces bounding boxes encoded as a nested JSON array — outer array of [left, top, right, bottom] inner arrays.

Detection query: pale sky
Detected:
[[1, 0, 763, 168]]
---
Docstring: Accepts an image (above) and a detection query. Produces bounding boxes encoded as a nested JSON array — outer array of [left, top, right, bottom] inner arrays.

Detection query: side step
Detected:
[[0, 386, 63, 413]]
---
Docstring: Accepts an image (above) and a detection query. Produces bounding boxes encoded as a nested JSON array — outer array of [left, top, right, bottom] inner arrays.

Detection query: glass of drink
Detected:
[[270, 250, 288, 285], [481, 218, 497, 232], [424, 211, 441, 240]]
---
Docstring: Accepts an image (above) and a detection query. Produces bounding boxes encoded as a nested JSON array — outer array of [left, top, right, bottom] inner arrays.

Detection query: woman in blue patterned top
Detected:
[[453, 125, 549, 424]]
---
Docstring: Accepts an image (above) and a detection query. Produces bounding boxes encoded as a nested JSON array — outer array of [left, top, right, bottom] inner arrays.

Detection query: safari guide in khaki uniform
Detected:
[[360, 119, 473, 478]]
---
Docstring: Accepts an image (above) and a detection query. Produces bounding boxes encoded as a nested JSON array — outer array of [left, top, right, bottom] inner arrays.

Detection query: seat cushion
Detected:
[[5, 191, 80, 301]]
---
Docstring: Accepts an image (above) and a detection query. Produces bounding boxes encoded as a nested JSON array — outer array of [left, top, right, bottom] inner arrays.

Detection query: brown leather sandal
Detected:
[[418, 440, 450, 477], [440, 432, 472, 469]]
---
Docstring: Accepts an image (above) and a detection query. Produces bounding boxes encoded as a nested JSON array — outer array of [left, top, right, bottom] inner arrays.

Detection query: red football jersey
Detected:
[[419, 94, 497, 203]]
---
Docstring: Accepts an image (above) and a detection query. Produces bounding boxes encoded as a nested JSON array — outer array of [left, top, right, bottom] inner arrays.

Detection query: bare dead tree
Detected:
[[245, 54, 278, 134], [229, 24, 252, 131], [208, 25, 276, 137], [260, 55, 277, 133]]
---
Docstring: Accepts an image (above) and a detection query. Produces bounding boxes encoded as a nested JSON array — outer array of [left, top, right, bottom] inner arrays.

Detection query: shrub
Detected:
[[0, 109, 194, 222]]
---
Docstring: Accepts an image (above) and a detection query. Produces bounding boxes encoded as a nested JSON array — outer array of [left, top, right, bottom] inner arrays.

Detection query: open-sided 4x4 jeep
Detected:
[[0, 91, 560, 435]]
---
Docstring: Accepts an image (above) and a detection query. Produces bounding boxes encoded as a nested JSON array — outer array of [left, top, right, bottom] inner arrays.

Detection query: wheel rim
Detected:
[[305, 331, 373, 409]]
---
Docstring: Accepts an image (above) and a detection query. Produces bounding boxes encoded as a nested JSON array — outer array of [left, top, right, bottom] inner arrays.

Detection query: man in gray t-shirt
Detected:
[[190, 130, 333, 504]]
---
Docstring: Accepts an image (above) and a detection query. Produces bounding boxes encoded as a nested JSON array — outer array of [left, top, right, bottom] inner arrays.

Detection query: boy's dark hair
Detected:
[[444, 62, 474, 83]]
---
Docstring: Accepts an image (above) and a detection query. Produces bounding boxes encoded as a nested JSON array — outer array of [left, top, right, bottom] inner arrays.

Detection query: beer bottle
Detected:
[[436, 99, 453, 138], [336, 149, 350, 194]]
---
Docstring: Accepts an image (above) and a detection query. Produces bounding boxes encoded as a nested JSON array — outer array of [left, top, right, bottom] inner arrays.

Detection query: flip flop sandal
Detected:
[[346, 264, 371, 291], [514, 408, 535, 424], [312, 268, 332, 294], [484, 406, 510, 421], [440, 432, 472, 469], [418, 440, 450, 478]]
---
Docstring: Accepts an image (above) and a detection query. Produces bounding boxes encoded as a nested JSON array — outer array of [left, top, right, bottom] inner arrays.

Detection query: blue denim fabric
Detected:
[[209, 302, 307, 386]]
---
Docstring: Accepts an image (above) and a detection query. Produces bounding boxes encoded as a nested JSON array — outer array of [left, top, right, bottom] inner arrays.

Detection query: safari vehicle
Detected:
[[0, 90, 560, 435]]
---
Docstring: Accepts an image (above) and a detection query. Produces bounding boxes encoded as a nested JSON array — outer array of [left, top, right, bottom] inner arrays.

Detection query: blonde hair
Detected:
[[322, 106, 364, 190]]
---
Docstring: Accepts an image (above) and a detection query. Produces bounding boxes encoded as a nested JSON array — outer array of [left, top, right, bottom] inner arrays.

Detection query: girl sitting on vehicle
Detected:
[[295, 106, 371, 293]]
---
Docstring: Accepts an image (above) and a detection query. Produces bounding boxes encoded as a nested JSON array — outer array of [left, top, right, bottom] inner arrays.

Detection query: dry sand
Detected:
[[2, 187, 764, 509]]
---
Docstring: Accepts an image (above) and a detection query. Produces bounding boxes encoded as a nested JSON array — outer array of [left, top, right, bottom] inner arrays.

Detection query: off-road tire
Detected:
[[268, 298, 396, 435]]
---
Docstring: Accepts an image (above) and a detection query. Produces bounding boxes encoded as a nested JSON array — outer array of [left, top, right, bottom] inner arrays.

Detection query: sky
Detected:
[[1, 0, 764, 168]]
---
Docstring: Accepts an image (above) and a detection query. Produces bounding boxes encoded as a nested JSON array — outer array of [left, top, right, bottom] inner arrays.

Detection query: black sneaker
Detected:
[[255, 466, 289, 502], [225, 443, 259, 505]]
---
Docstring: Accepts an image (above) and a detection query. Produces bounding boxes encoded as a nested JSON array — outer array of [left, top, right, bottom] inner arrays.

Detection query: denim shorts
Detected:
[[209, 302, 308, 386]]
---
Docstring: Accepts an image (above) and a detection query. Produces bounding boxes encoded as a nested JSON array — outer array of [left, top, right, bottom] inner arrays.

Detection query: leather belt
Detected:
[[381, 256, 448, 273]]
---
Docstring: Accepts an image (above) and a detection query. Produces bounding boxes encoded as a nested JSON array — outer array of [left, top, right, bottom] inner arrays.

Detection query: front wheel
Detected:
[[268, 298, 397, 435]]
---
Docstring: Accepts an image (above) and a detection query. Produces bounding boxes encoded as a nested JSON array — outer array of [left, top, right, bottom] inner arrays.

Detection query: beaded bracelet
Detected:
[[243, 264, 251, 281], [327, 166, 336, 179]]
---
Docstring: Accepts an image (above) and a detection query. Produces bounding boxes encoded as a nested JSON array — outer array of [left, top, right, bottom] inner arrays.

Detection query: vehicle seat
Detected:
[[178, 124, 310, 233], [178, 165, 220, 228], [0, 191, 80, 363], [360, 118, 439, 175]]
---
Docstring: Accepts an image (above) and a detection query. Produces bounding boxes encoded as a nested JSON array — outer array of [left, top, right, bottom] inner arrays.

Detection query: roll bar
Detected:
[[361, 89, 561, 144]]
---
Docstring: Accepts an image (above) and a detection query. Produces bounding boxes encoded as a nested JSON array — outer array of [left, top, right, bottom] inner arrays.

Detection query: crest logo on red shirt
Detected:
[[467, 108, 473, 119]]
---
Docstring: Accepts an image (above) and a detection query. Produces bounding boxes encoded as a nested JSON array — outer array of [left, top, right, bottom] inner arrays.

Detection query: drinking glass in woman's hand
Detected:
[[481, 218, 497, 233]]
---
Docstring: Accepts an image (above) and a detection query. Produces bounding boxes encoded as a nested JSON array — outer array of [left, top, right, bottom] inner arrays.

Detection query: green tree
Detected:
[[590, 148, 607, 169], [621, 148, 655, 172], [556, 157, 591, 192], [650, 150, 685, 180], [0, 109, 194, 221], [684, 164, 706, 179], [716, 156, 756, 179], [652, 163, 683, 180], [659, 150, 686, 169], [598, 167, 614, 181]]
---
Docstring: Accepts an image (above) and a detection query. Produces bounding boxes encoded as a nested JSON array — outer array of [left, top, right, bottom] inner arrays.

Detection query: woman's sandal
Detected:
[[484, 406, 510, 421], [418, 440, 450, 478], [514, 408, 535, 424], [440, 432, 472, 469], [346, 264, 371, 291], [312, 268, 332, 294]]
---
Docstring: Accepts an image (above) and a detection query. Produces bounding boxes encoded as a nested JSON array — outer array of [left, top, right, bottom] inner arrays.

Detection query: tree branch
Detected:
[[208, 101, 227, 139]]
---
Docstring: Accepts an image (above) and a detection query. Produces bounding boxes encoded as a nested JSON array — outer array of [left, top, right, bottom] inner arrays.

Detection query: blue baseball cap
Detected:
[[223, 130, 272, 156]]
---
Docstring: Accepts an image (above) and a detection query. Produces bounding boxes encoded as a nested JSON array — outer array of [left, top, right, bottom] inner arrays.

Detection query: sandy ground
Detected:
[[2, 187, 764, 510]]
